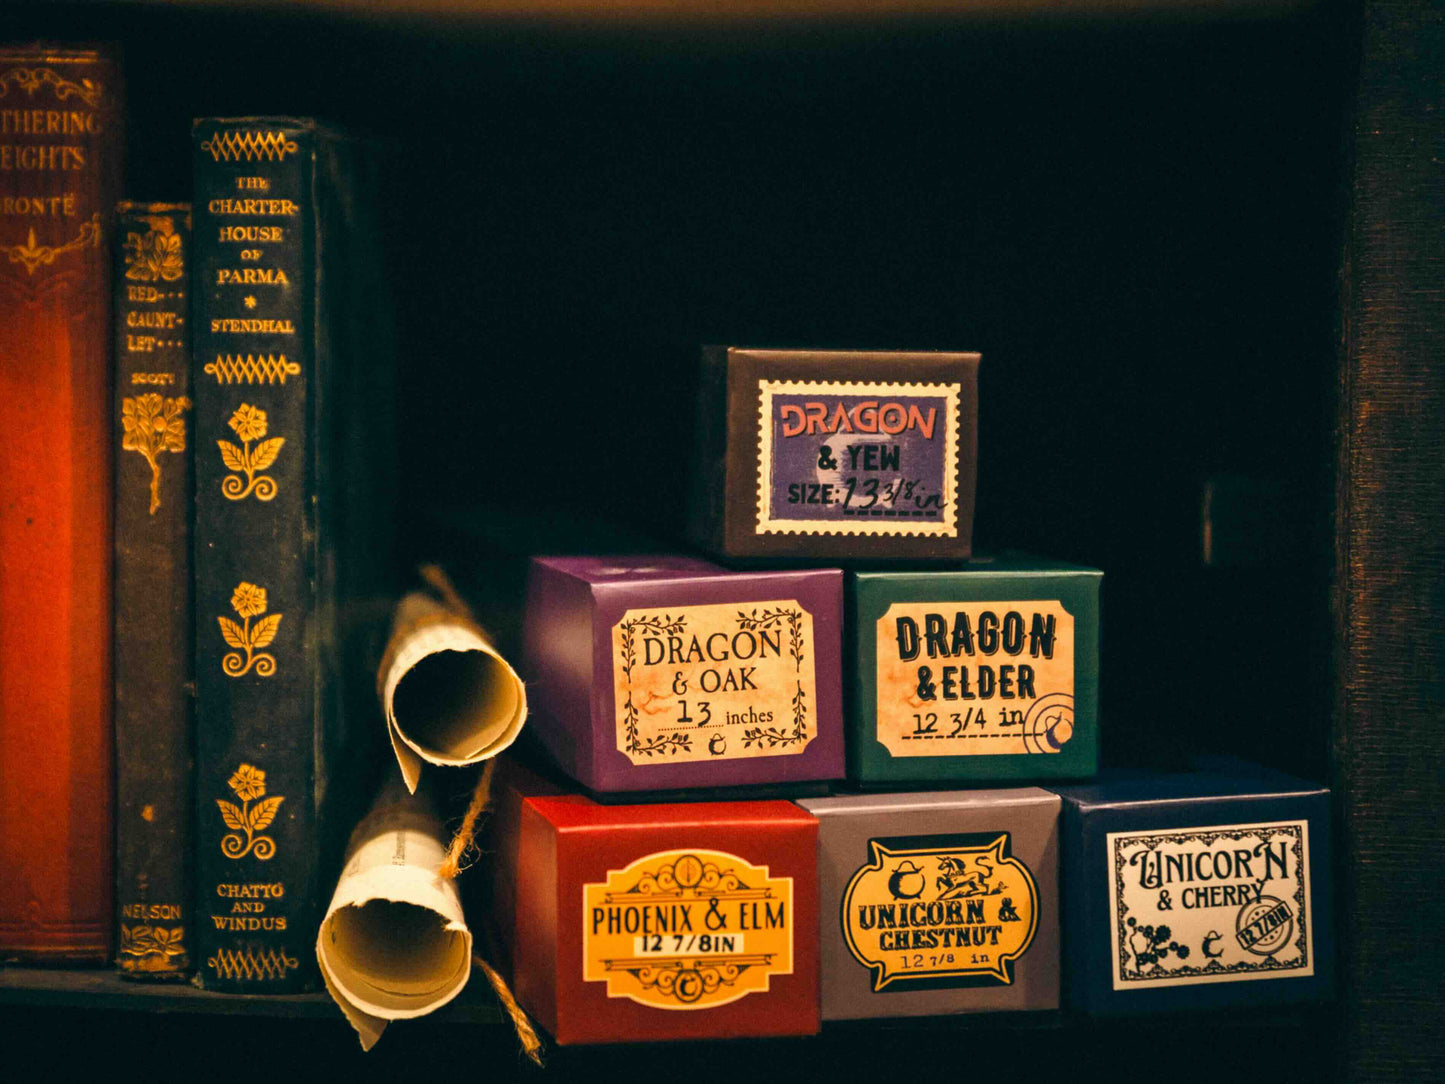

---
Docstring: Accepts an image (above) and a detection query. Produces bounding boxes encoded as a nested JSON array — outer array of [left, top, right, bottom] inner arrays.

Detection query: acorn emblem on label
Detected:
[[888, 861, 926, 899]]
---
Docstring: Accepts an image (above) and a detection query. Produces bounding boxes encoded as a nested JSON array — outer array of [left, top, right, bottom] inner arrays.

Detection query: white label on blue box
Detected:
[[1106, 820, 1314, 991]]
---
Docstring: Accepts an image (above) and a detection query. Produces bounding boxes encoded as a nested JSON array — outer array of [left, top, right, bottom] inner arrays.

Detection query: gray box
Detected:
[[798, 788, 1059, 1020]]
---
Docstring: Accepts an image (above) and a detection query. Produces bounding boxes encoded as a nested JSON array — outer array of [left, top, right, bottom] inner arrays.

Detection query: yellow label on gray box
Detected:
[[840, 834, 1038, 989]]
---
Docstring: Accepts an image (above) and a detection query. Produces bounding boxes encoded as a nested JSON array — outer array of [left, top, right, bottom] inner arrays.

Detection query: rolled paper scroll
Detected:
[[317, 779, 473, 1050], [378, 589, 527, 793]]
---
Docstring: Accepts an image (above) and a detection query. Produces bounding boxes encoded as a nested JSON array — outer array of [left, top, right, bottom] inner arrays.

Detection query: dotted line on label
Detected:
[[900, 733, 1010, 740], [840, 509, 941, 518]]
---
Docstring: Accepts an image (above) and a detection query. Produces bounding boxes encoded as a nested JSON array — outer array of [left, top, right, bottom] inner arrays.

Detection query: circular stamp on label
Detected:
[[1235, 896, 1295, 956], [1022, 693, 1074, 754], [672, 854, 705, 889]]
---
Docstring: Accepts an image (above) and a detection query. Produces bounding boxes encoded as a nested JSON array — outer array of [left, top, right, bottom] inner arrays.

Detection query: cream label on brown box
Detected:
[[841, 834, 1038, 990], [1107, 820, 1314, 990], [756, 380, 960, 537], [612, 601, 817, 764], [875, 601, 1074, 758], [582, 850, 794, 1010]]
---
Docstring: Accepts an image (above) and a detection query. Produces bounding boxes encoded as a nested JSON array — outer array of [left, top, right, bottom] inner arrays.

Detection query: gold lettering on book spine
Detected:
[[205, 354, 301, 384], [2, 213, 101, 275], [122, 393, 192, 514], [217, 403, 283, 501], [215, 764, 284, 860], [199, 130, 298, 163], [206, 946, 298, 982], [218, 582, 282, 678]]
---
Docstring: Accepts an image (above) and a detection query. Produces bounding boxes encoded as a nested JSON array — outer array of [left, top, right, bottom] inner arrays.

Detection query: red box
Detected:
[[493, 767, 819, 1044]]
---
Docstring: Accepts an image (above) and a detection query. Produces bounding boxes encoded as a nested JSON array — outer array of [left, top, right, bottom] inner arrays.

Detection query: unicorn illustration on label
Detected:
[[936, 855, 1004, 899]]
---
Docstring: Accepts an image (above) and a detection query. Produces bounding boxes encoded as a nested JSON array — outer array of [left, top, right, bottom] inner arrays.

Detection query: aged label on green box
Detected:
[[848, 556, 1101, 784]]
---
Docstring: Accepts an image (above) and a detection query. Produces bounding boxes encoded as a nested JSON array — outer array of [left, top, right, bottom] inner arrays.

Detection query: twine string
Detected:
[[419, 567, 540, 1062], [439, 758, 495, 879], [474, 953, 544, 1066]]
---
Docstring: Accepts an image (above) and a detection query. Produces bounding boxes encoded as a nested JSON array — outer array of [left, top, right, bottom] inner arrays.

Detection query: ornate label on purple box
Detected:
[[1107, 820, 1314, 991], [611, 601, 817, 765], [756, 380, 959, 537]]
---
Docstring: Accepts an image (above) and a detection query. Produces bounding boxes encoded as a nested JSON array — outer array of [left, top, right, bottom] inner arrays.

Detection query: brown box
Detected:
[[689, 347, 981, 561], [797, 788, 1059, 1020]]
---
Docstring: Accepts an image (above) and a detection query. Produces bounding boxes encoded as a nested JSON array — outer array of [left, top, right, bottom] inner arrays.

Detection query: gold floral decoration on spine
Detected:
[[0, 67, 103, 106], [119, 923, 187, 962], [218, 404, 283, 501], [123, 216, 184, 282], [3, 213, 102, 276], [216, 764, 284, 860], [219, 582, 281, 677], [122, 394, 191, 514]]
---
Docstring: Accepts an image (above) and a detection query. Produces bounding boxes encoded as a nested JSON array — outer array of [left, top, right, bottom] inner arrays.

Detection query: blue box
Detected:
[[1054, 764, 1333, 1013]]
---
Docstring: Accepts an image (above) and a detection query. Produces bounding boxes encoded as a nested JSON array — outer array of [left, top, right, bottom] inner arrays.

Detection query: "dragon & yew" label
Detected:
[[756, 379, 960, 537]]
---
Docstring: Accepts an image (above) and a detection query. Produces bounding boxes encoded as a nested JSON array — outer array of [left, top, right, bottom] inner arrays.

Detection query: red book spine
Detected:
[[0, 46, 123, 963]]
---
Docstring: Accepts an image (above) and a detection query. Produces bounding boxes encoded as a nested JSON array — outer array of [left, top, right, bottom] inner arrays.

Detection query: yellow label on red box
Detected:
[[874, 600, 1074, 758], [582, 849, 795, 1011], [840, 835, 1038, 989], [612, 601, 816, 764]]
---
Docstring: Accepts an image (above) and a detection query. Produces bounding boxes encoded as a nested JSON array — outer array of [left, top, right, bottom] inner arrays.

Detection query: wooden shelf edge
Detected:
[[0, 966, 1329, 1046], [0, 966, 505, 1022], [127, 0, 1312, 25]]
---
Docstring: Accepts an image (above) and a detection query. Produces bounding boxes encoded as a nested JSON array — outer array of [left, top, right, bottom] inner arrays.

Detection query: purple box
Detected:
[[524, 556, 845, 794]]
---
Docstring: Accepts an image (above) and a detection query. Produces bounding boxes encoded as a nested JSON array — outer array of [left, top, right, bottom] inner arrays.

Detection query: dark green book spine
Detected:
[[191, 121, 317, 992], [114, 202, 194, 980]]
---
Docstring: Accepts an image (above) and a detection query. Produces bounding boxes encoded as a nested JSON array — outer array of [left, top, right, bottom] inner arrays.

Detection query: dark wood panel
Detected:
[[1335, 0, 1445, 1078]]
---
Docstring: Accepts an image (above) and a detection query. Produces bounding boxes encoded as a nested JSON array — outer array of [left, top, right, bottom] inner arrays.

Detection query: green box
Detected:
[[848, 556, 1101, 785]]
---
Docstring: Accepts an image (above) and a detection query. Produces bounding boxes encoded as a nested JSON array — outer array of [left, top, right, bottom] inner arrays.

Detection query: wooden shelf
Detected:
[[0, 965, 1322, 1035], [0, 967, 504, 1022], [145, 0, 1294, 22]]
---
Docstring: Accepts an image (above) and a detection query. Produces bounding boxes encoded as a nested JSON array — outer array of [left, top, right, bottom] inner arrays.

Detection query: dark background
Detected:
[[5, 0, 1355, 1077]]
